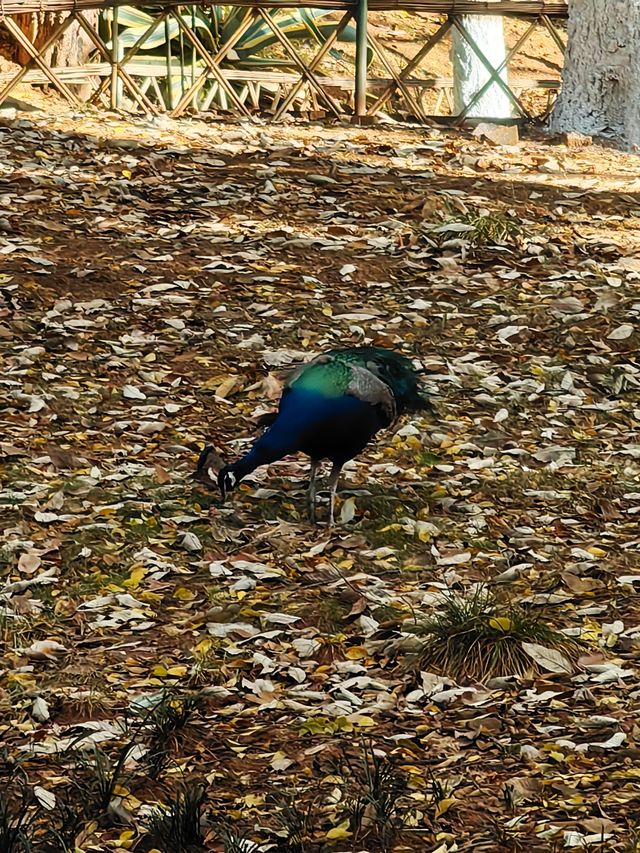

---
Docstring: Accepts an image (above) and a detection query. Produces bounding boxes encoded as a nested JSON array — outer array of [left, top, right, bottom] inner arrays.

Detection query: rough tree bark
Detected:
[[451, 15, 511, 119], [13, 12, 97, 69], [551, 0, 640, 148]]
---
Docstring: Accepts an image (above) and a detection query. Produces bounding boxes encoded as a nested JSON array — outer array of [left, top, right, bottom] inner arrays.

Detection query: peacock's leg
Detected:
[[307, 460, 319, 523], [327, 463, 342, 527]]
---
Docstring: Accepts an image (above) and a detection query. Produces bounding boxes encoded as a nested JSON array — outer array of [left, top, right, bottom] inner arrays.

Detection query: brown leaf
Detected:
[[154, 464, 171, 485]]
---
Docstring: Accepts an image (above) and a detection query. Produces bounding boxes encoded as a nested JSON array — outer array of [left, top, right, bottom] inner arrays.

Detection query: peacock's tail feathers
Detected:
[[345, 363, 396, 423]]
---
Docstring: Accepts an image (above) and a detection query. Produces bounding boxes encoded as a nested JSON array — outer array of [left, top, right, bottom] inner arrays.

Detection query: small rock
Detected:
[[561, 131, 592, 148], [108, 138, 139, 150], [537, 157, 562, 173], [2, 96, 41, 112], [473, 122, 519, 147]]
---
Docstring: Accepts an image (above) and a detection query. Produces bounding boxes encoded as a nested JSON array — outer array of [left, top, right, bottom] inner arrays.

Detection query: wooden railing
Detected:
[[1, 1, 568, 13]]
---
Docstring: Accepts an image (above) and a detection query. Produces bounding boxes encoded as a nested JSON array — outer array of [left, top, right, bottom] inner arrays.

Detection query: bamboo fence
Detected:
[[0, 0, 568, 121]]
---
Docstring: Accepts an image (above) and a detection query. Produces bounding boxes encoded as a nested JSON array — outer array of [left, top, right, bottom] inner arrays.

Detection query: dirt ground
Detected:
[[1, 104, 640, 852]]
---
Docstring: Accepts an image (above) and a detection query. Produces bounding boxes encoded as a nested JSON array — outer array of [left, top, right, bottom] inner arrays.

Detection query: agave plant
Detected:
[[101, 5, 359, 112]]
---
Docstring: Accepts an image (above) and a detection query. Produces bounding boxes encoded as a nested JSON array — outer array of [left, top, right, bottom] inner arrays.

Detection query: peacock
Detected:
[[198, 347, 430, 525]]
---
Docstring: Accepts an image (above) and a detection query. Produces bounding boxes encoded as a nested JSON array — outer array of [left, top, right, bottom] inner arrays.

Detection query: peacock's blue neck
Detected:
[[234, 387, 367, 476]]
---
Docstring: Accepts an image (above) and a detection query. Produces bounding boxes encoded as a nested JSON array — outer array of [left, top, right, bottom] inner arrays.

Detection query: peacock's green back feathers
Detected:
[[288, 359, 353, 397], [323, 346, 429, 415], [282, 346, 428, 421]]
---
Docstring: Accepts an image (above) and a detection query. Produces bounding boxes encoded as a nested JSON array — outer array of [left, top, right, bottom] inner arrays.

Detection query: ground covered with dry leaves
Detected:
[[1, 107, 640, 852]]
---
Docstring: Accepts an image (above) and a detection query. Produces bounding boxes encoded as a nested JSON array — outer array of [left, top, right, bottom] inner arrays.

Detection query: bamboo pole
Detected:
[[165, 13, 174, 110], [76, 10, 161, 113], [354, 0, 368, 119], [110, 4, 121, 108]]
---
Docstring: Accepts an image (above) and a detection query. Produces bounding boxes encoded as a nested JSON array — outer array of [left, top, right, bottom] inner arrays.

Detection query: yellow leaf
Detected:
[[151, 665, 168, 677], [193, 638, 213, 656], [416, 521, 433, 542], [166, 665, 188, 677], [434, 797, 456, 818], [334, 716, 354, 733], [215, 376, 240, 399], [7, 672, 37, 689], [353, 715, 375, 728], [346, 646, 367, 660], [113, 785, 130, 797], [123, 566, 146, 589], [139, 591, 162, 603], [326, 819, 352, 840], [117, 827, 135, 847], [122, 169, 132, 179], [587, 546, 606, 558], [174, 586, 195, 601], [489, 617, 513, 632], [399, 764, 423, 775]]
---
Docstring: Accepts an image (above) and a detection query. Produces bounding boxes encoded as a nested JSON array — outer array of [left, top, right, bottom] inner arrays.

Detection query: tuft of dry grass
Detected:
[[412, 588, 579, 682]]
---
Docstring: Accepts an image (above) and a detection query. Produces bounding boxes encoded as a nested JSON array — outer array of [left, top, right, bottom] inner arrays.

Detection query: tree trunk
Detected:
[[13, 12, 97, 69], [451, 15, 511, 119], [551, 0, 640, 148], [10, 11, 98, 101]]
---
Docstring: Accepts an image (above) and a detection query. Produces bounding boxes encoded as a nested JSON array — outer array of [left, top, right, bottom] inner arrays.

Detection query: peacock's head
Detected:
[[217, 464, 241, 501]]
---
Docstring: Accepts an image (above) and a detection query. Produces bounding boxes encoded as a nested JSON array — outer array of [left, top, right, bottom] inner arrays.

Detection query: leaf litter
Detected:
[[1, 107, 640, 850]]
